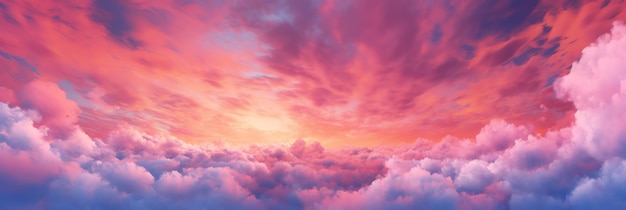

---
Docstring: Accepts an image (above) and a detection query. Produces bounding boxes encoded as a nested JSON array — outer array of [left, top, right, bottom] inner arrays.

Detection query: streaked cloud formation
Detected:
[[1, 0, 625, 146], [1, 21, 626, 209]]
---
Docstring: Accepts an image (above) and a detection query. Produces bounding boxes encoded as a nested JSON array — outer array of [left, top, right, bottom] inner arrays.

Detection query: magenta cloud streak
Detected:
[[1, 21, 626, 210]]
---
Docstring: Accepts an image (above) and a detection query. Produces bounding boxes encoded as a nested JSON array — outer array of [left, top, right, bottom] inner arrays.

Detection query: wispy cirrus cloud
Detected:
[[1, 0, 625, 146]]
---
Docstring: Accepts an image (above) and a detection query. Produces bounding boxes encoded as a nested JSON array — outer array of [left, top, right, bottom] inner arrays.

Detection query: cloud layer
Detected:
[[1, 21, 626, 209]]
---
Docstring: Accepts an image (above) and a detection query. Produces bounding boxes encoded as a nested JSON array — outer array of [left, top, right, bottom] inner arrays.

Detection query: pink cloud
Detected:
[[17, 80, 79, 139], [0, 86, 16, 104], [556, 21, 626, 160], [1, 2, 626, 209], [2, 0, 623, 146]]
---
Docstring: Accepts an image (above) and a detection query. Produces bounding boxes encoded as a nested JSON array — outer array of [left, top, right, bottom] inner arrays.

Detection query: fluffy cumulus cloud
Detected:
[[2, 21, 626, 210]]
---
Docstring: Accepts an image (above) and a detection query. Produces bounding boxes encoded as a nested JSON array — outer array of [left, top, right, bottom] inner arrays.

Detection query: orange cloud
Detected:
[[0, 0, 625, 146]]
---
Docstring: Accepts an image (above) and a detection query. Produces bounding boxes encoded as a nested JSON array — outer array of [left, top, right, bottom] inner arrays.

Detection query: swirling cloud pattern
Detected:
[[2, 0, 626, 209]]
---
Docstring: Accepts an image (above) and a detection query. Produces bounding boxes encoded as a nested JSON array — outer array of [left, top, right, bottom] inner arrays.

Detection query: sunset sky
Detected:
[[2, 0, 626, 209]]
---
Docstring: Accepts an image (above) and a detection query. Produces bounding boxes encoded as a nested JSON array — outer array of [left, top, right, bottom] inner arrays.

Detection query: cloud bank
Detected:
[[1, 21, 626, 210]]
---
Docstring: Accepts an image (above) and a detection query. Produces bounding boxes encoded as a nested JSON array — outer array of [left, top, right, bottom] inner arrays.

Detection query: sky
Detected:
[[2, 0, 626, 209]]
